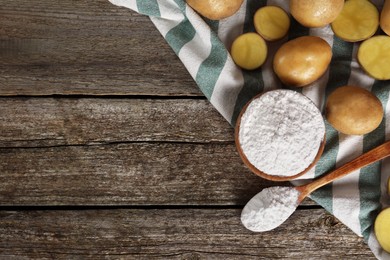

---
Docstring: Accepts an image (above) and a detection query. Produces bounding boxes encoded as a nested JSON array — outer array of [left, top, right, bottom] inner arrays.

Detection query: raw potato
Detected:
[[186, 0, 244, 20], [381, 0, 390, 36], [231, 33, 267, 70], [358, 35, 390, 80], [273, 36, 332, 87], [326, 86, 383, 135], [375, 208, 390, 253], [254, 6, 290, 41], [290, 0, 344, 28], [331, 0, 379, 42]]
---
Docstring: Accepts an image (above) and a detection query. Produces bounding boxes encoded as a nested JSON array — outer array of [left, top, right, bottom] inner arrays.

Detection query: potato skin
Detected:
[[186, 0, 244, 20], [273, 36, 332, 87], [326, 86, 383, 135], [290, 0, 344, 27], [381, 0, 390, 36]]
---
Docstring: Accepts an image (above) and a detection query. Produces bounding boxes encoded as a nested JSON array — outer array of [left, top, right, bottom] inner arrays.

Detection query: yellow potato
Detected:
[[273, 36, 332, 87], [231, 33, 268, 70], [253, 6, 290, 41], [290, 0, 344, 28], [375, 208, 390, 253], [358, 35, 390, 80], [331, 0, 379, 42], [186, 0, 244, 20], [381, 0, 390, 36], [326, 86, 383, 135]]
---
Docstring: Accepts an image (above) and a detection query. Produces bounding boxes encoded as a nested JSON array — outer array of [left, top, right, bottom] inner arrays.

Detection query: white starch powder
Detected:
[[238, 90, 325, 177], [241, 186, 300, 232]]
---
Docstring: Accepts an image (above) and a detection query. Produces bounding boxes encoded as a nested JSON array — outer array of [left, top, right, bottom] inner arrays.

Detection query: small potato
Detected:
[[326, 86, 383, 135], [254, 6, 290, 41], [290, 0, 344, 28], [381, 0, 390, 36], [273, 36, 332, 87], [358, 35, 390, 80], [331, 0, 379, 42], [375, 208, 390, 253], [186, 0, 244, 20], [231, 33, 268, 70]]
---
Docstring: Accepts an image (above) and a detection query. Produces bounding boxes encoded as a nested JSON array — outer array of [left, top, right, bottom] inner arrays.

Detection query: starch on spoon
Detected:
[[242, 141, 390, 232], [241, 186, 300, 232]]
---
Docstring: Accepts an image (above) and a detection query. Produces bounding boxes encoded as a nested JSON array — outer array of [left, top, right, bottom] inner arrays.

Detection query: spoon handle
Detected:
[[297, 140, 390, 201]]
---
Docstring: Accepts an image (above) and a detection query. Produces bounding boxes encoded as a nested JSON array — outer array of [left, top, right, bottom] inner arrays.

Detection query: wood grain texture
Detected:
[[0, 142, 280, 206], [0, 0, 200, 96], [0, 0, 376, 258], [0, 98, 232, 148], [0, 209, 374, 259]]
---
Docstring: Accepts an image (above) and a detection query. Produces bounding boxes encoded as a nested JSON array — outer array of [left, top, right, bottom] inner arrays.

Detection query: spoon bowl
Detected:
[[242, 140, 390, 232]]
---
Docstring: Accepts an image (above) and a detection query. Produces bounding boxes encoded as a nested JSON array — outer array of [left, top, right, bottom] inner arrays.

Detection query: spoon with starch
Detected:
[[241, 140, 390, 232]]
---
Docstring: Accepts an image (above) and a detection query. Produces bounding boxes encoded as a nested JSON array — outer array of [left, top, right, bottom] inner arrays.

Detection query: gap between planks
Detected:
[[0, 204, 322, 211], [0, 94, 207, 99]]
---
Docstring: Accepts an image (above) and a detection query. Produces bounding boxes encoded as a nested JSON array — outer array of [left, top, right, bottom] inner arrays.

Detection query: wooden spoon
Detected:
[[241, 140, 390, 232], [296, 140, 390, 203]]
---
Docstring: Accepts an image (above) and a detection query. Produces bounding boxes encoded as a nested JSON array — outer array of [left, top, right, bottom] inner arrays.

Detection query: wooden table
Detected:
[[0, 0, 376, 258]]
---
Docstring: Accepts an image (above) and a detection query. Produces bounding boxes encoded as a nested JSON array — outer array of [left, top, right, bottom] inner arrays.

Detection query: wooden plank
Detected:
[[0, 98, 317, 206], [0, 0, 200, 96], [0, 98, 232, 147], [0, 142, 282, 206], [0, 209, 374, 259]]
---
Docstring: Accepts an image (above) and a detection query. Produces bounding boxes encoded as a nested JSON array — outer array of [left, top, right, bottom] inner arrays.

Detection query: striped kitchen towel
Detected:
[[109, 0, 390, 258]]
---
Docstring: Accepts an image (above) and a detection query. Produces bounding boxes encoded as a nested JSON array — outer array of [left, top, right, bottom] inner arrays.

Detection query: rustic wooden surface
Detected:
[[0, 0, 375, 258]]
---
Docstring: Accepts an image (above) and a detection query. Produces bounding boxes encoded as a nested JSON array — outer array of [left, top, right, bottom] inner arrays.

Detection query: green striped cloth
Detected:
[[109, 0, 390, 258]]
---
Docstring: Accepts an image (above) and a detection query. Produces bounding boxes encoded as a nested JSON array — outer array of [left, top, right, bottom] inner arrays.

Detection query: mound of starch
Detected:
[[241, 186, 300, 232], [238, 89, 325, 177]]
